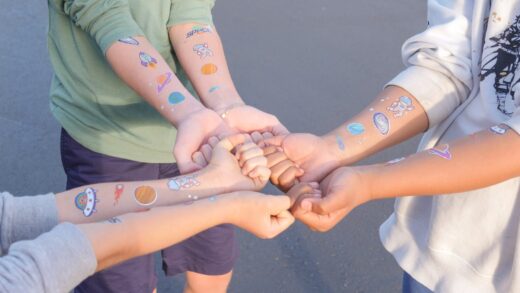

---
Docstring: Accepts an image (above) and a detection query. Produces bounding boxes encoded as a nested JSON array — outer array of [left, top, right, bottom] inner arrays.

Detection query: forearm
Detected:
[[365, 125, 520, 200], [105, 36, 205, 125], [324, 86, 429, 165], [56, 167, 227, 223], [169, 23, 244, 112], [77, 196, 232, 271]]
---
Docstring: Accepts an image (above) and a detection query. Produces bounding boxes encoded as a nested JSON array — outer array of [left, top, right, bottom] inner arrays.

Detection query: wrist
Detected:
[[172, 99, 206, 126], [322, 131, 358, 165], [216, 192, 242, 224], [208, 89, 245, 113]]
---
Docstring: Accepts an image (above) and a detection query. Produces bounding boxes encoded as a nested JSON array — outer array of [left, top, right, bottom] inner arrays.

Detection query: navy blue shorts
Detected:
[[60, 129, 238, 293]]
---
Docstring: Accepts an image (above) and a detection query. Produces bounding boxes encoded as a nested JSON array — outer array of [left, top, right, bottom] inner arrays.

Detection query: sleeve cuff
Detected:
[[1, 193, 59, 251], [386, 66, 463, 128], [8, 223, 97, 292], [89, 7, 144, 54], [168, 0, 215, 27]]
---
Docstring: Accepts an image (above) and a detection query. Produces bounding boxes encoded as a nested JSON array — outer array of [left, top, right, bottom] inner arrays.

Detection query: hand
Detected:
[[174, 108, 237, 173], [205, 134, 271, 191], [223, 191, 294, 239], [264, 133, 342, 191], [286, 182, 349, 232], [221, 105, 289, 136], [302, 167, 371, 216]]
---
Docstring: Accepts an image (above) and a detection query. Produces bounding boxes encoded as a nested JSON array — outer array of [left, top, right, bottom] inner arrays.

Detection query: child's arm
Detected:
[[55, 134, 270, 224], [79, 191, 293, 272], [264, 86, 429, 190], [168, 23, 288, 140], [292, 125, 520, 231], [0, 192, 292, 293]]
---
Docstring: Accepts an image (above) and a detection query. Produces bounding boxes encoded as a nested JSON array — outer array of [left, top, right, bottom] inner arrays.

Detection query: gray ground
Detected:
[[0, 1, 425, 292]]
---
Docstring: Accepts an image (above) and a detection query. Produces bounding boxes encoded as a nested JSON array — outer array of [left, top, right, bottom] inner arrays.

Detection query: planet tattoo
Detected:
[[346, 122, 365, 136], [373, 112, 390, 135], [168, 92, 186, 105], [156, 72, 173, 93], [134, 186, 158, 206], [201, 63, 218, 75]]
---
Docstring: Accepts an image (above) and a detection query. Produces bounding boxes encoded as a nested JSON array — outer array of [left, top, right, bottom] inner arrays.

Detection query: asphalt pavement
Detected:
[[0, 0, 425, 292]]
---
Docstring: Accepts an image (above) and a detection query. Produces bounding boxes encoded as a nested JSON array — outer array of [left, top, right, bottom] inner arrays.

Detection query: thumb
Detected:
[[305, 190, 344, 215], [263, 135, 286, 147], [215, 134, 249, 152], [269, 210, 295, 237], [174, 129, 206, 174]]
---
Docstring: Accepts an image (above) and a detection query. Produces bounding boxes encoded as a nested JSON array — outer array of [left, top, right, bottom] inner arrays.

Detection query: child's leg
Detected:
[[402, 271, 432, 293], [157, 163, 238, 293], [61, 129, 159, 293]]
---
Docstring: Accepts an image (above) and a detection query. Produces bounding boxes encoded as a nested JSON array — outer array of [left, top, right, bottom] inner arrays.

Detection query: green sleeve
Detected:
[[167, 0, 216, 28], [63, 0, 144, 54]]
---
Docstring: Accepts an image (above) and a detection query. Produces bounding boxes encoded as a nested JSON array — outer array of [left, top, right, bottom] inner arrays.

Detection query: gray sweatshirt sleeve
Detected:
[[0, 192, 97, 292], [0, 191, 59, 251], [0, 223, 97, 293]]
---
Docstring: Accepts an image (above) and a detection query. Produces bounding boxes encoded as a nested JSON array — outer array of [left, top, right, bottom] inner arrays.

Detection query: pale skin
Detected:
[[106, 26, 287, 175], [56, 134, 269, 224], [287, 124, 520, 231], [169, 23, 288, 169], [266, 86, 520, 232], [264, 85, 428, 191], [51, 135, 295, 279], [77, 191, 294, 273]]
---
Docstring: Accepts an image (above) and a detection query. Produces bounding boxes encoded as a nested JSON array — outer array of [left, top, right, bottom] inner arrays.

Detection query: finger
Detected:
[[262, 132, 274, 140], [270, 160, 297, 186], [250, 131, 264, 145], [266, 195, 292, 213], [287, 183, 314, 204], [263, 145, 279, 156], [173, 130, 207, 174], [301, 196, 341, 215], [266, 151, 288, 169], [250, 166, 271, 182], [208, 136, 220, 148], [242, 156, 268, 175], [263, 135, 286, 147], [278, 166, 305, 191], [269, 210, 295, 237], [200, 144, 213, 163], [192, 151, 208, 168], [272, 124, 290, 136], [238, 147, 264, 166], [216, 134, 248, 151]]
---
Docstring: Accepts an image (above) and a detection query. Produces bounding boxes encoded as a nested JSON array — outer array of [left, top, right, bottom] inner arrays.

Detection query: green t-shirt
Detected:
[[47, 0, 214, 163]]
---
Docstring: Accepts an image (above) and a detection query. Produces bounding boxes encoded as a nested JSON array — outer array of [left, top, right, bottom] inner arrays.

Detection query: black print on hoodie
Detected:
[[480, 15, 520, 117]]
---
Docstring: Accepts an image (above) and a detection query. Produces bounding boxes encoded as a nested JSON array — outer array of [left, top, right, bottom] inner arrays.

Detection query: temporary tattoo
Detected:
[[369, 108, 374, 112], [193, 43, 214, 59], [387, 96, 414, 118], [107, 217, 122, 224], [184, 194, 200, 205], [134, 186, 158, 206], [168, 175, 200, 190], [201, 63, 218, 75], [139, 52, 158, 69], [346, 123, 365, 136], [490, 125, 508, 135], [113, 184, 124, 206], [336, 135, 346, 151], [186, 25, 212, 38], [428, 144, 452, 160], [119, 37, 139, 46], [168, 92, 186, 105], [209, 86, 221, 93], [208, 196, 217, 202], [156, 72, 173, 93], [75, 188, 99, 217], [386, 157, 405, 165], [373, 112, 390, 135]]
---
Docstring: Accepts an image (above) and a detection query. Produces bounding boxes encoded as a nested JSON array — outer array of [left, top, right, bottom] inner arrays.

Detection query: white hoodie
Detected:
[[380, 0, 520, 292]]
